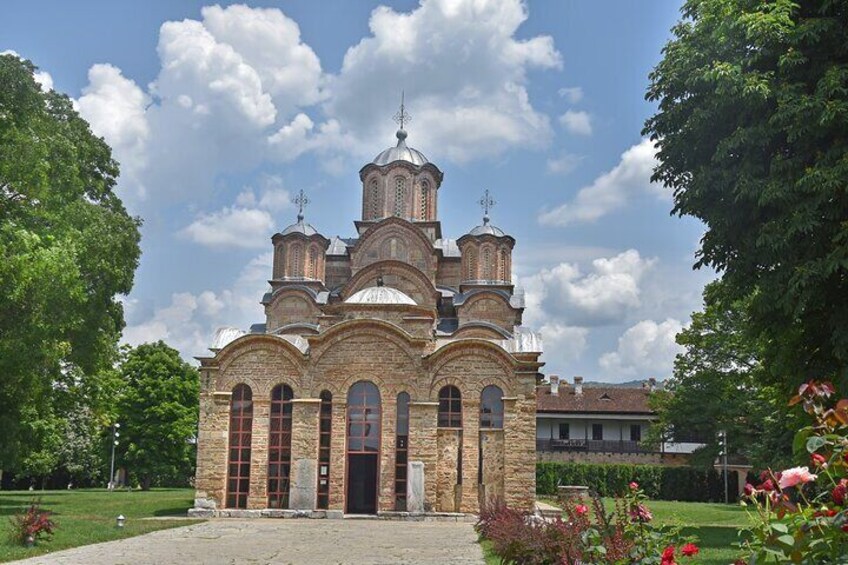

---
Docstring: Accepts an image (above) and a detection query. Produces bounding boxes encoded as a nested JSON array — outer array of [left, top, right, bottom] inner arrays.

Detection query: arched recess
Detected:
[[427, 340, 517, 398], [348, 217, 437, 276], [452, 321, 513, 340], [456, 290, 518, 332], [215, 334, 307, 396], [346, 381, 382, 514], [340, 260, 440, 307], [264, 287, 322, 331]]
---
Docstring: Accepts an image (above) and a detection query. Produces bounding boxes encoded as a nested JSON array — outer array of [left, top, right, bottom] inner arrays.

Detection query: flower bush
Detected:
[[477, 485, 699, 564], [739, 380, 848, 563], [8, 499, 56, 546]]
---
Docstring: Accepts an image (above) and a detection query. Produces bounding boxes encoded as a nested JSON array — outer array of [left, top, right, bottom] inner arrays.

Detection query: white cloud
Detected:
[[546, 153, 582, 175], [598, 318, 684, 380], [123, 252, 272, 359], [558, 86, 583, 104], [324, 0, 562, 162], [181, 207, 274, 249], [558, 110, 592, 136], [539, 138, 662, 227], [522, 249, 656, 327], [76, 64, 150, 197], [538, 323, 588, 369]]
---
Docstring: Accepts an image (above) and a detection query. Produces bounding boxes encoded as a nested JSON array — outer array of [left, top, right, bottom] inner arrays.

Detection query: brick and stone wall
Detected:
[[537, 450, 691, 466]]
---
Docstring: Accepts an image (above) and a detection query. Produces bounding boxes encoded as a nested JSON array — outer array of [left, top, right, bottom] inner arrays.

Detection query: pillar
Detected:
[[192, 384, 230, 511], [247, 398, 270, 509], [289, 398, 321, 510], [408, 401, 438, 512]]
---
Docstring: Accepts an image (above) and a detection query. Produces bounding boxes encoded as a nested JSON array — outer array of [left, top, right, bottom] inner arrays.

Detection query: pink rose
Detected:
[[778, 466, 817, 490], [629, 482, 639, 490], [574, 504, 588, 516]]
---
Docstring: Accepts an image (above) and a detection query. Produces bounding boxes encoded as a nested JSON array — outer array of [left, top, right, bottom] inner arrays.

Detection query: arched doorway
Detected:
[[346, 381, 381, 514]]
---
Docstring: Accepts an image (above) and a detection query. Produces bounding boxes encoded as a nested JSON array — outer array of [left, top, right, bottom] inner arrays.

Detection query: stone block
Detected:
[[407, 461, 425, 513], [289, 458, 318, 510]]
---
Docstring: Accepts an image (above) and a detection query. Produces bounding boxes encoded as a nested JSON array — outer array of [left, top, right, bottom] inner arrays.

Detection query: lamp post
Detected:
[[108, 423, 121, 491], [717, 429, 728, 504]]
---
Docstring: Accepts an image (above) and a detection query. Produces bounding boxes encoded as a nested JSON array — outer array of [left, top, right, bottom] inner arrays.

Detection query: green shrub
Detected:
[[536, 462, 738, 502]]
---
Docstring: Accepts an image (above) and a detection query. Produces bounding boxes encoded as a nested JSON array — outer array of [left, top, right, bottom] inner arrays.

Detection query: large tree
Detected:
[[0, 54, 141, 470], [649, 282, 795, 469], [116, 342, 199, 490], [644, 0, 848, 387]]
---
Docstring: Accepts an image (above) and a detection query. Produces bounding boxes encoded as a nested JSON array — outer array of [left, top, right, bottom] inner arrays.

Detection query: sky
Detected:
[[1, 0, 715, 382]]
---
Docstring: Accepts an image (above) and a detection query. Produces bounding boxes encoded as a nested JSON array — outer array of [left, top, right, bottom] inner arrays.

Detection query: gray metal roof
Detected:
[[372, 129, 429, 167], [345, 286, 417, 305], [280, 218, 319, 236], [468, 222, 507, 237], [435, 238, 460, 257], [326, 236, 349, 255]]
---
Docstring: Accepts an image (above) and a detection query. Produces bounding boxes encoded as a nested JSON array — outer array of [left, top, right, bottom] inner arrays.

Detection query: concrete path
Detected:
[[12, 519, 486, 565]]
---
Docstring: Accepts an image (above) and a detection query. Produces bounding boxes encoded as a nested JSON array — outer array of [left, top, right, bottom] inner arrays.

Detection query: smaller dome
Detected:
[[468, 223, 507, 237], [372, 129, 429, 167], [345, 286, 417, 305], [281, 218, 319, 236]]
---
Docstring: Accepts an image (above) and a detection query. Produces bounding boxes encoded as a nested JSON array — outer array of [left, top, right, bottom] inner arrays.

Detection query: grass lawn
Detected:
[[0, 488, 200, 563], [482, 498, 751, 565]]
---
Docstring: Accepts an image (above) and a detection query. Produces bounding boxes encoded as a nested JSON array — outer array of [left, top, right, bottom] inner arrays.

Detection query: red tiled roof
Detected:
[[536, 385, 655, 415]]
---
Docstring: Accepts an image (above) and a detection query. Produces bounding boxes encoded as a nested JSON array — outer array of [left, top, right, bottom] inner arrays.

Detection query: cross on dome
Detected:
[[292, 189, 310, 221], [393, 90, 411, 132], [478, 189, 496, 225]]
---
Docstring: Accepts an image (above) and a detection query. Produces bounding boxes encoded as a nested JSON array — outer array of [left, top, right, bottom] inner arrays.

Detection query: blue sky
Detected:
[[1, 0, 714, 382]]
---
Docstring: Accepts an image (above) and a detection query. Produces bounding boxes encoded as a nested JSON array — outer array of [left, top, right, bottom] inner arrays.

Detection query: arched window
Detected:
[[394, 177, 406, 217], [347, 381, 381, 452], [226, 384, 253, 509], [274, 246, 285, 279], [370, 179, 380, 219], [420, 180, 430, 220], [464, 248, 477, 281], [395, 392, 410, 510], [317, 390, 332, 509], [288, 243, 303, 278], [307, 246, 319, 279], [482, 246, 493, 280], [438, 386, 462, 428], [267, 384, 294, 508], [498, 248, 509, 282], [480, 385, 504, 429]]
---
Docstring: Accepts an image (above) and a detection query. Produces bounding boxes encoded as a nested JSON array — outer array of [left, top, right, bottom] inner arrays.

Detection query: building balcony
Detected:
[[536, 438, 653, 454]]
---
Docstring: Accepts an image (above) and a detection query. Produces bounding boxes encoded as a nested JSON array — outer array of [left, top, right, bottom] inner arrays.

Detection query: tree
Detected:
[[0, 54, 142, 471], [644, 0, 848, 387], [116, 342, 199, 490], [649, 281, 795, 469]]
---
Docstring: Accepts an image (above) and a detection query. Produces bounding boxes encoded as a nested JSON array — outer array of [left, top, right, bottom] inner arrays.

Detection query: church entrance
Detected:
[[346, 381, 381, 514]]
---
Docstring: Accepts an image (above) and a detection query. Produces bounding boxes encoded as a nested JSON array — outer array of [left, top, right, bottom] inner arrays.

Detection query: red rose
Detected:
[[681, 543, 699, 557], [662, 546, 675, 559], [744, 483, 754, 496], [629, 481, 639, 490], [832, 480, 848, 506], [842, 524, 848, 533], [811, 453, 827, 467], [575, 504, 588, 516], [760, 479, 775, 492]]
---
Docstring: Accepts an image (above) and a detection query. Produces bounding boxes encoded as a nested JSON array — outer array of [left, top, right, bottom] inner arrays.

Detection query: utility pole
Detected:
[[109, 423, 121, 491], [717, 429, 728, 504]]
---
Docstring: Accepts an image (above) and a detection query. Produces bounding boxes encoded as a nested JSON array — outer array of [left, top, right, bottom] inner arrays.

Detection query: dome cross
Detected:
[[478, 189, 496, 225], [393, 91, 411, 131], [292, 189, 310, 221]]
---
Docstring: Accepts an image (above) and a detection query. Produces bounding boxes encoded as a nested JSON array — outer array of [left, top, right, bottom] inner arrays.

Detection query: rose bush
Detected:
[[739, 380, 848, 563], [477, 484, 699, 564], [8, 499, 55, 546]]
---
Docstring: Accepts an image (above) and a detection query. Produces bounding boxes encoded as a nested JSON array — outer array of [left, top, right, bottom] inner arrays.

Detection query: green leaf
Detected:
[[806, 436, 827, 454]]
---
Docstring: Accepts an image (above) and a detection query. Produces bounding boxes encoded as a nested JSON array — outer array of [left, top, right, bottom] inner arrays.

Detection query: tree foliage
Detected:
[[649, 282, 795, 469], [644, 0, 848, 384], [116, 342, 199, 490], [0, 54, 141, 470]]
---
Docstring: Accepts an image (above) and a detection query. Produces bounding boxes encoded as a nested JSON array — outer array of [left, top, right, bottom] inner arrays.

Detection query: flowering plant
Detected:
[[8, 499, 56, 546], [739, 380, 848, 563], [477, 485, 699, 564]]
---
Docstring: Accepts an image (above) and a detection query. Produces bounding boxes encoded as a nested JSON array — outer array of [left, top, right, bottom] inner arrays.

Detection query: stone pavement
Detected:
[[12, 519, 486, 565]]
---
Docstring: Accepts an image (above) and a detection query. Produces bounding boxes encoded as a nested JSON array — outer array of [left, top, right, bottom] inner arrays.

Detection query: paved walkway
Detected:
[[12, 519, 486, 565]]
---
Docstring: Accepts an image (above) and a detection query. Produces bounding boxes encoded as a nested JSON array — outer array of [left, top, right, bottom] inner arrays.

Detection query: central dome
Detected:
[[345, 286, 417, 305], [372, 129, 429, 167]]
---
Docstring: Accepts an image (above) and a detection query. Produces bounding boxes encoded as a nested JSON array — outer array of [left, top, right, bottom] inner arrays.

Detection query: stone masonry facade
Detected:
[[192, 125, 543, 517]]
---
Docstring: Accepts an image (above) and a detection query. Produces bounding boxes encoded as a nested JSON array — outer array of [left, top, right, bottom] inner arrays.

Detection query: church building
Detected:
[[191, 110, 544, 517]]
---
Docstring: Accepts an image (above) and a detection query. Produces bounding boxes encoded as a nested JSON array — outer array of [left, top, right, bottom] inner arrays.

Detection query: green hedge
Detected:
[[536, 462, 738, 502]]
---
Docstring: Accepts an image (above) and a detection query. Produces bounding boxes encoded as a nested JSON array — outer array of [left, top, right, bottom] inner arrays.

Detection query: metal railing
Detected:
[[536, 438, 653, 454]]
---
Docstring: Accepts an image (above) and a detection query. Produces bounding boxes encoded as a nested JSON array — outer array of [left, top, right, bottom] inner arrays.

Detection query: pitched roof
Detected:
[[536, 384, 655, 415]]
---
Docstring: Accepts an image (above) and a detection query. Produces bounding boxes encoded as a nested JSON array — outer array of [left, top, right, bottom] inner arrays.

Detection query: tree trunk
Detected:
[[141, 475, 151, 491]]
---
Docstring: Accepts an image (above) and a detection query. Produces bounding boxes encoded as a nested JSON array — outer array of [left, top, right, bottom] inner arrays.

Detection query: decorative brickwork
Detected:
[[193, 126, 543, 517]]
